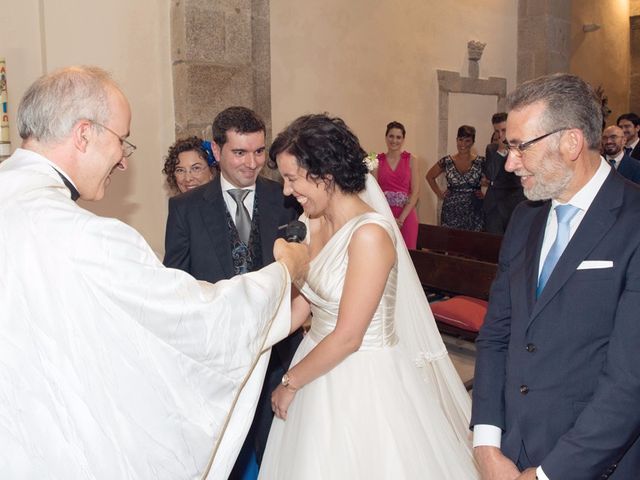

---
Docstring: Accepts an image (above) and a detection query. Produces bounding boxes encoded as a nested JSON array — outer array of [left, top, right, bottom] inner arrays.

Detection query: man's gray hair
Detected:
[[506, 73, 602, 150], [17, 66, 118, 143]]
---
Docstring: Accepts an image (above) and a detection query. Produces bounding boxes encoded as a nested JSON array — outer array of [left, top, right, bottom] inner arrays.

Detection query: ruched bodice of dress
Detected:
[[300, 212, 399, 350]]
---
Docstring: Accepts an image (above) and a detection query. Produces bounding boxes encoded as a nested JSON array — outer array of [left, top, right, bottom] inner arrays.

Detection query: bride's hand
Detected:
[[271, 385, 296, 420]]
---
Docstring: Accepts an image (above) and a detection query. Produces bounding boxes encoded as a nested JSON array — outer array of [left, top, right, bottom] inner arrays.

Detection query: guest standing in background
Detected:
[[602, 125, 640, 184], [616, 112, 640, 160], [490, 129, 500, 146], [426, 125, 484, 231], [162, 136, 216, 195], [373, 121, 420, 249], [482, 113, 525, 234]]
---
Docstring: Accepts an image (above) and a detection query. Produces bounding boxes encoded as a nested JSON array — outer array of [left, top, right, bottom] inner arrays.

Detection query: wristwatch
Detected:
[[281, 373, 297, 392]]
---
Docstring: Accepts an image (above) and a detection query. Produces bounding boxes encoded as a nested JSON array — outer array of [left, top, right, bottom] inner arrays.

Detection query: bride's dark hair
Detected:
[[269, 114, 368, 193]]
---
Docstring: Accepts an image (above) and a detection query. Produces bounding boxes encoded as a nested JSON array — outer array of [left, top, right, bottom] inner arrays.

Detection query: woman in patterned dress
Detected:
[[425, 125, 485, 231], [373, 121, 420, 249]]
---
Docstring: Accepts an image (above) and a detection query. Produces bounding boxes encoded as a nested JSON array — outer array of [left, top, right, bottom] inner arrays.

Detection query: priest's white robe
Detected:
[[0, 149, 292, 479]]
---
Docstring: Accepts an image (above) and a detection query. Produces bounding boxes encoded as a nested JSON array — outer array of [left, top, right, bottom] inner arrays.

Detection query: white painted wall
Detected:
[[270, 0, 518, 224], [0, 0, 174, 254], [448, 93, 500, 156]]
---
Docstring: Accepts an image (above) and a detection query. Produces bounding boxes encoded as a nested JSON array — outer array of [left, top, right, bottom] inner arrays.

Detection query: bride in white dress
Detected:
[[258, 114, 479, 479]]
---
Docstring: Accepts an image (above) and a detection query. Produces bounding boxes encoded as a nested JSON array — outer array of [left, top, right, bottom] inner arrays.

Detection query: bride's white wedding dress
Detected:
[[258, 176, 479, 479]]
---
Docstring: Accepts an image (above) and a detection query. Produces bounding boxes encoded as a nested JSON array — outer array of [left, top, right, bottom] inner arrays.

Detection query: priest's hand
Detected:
[[274, 238, 309, 284], [271, 384, 296, 420]]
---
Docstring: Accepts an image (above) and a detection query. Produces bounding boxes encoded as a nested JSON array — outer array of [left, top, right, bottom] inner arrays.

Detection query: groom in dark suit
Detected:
[[472, 74, 640, 479], [164, 107, 301, 477]]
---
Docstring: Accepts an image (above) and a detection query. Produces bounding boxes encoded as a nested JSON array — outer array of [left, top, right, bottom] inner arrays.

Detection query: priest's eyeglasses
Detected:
[[503, 128, 569, 157], [92, 121, 137, 158]]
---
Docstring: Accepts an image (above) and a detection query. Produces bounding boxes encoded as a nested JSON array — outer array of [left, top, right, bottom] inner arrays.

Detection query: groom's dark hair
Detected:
[[269, 114, 368, 193]]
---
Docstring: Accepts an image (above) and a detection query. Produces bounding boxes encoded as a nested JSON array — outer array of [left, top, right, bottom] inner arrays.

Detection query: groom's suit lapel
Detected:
[[200, 175, 234, 279], [523, 202, 549, 318]]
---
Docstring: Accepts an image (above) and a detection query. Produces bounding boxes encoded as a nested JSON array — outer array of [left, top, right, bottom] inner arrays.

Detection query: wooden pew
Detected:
[[410, 248, 498, 390], [416, 223, 503, 263], [409, 249, 496, 303], [409, 249, 497, 341]]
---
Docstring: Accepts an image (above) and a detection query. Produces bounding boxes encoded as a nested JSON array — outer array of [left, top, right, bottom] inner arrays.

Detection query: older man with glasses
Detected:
[[0, 66, 309, 479], [471, 73, 640, 480]]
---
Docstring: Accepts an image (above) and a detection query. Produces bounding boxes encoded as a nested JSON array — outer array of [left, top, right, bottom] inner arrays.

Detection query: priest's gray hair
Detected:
[[506, 73, 602, 151], [17, 66, 117, 143]]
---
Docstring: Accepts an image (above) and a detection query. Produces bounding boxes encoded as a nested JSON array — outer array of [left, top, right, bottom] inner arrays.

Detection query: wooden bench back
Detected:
[[416, 224, 503, 264], [409, 249, 497, 300]]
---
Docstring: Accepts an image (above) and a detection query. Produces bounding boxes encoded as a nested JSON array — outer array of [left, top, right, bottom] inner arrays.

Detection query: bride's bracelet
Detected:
[[281, 372, 299, 392]]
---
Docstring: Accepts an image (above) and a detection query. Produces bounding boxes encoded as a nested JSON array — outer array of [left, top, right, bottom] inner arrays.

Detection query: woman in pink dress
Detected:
[[374, 121, 420, 249]]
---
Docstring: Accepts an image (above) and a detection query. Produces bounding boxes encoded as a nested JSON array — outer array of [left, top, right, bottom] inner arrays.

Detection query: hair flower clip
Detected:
[[363, 152, 379, 172], [201, 140, 217, 166]]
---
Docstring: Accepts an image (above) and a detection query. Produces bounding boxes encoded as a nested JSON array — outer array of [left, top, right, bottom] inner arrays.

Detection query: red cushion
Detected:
[[430, 295, 487, 332]]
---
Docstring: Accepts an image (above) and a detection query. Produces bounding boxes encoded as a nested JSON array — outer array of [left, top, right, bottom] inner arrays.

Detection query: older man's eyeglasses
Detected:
[[92, 121, 137, 158], [503, 128, 569, 156], [174, 164, 209, 177]]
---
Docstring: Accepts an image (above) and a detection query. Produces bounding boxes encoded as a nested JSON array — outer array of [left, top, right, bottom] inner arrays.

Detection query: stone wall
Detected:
[[171, 0, 271, 141], [517, 0, 571, 83]]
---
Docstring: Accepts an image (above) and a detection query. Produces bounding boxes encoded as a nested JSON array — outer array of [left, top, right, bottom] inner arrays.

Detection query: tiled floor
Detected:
[[442, 334, 476, 386]]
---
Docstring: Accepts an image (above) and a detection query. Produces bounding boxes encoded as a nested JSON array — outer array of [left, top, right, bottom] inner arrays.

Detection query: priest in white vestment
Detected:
[[0, 66, 309, 480]]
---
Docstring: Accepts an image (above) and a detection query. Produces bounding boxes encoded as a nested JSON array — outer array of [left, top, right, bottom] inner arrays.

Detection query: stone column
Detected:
[[170, 0, 271, 140], [517, 0, 571, 83]]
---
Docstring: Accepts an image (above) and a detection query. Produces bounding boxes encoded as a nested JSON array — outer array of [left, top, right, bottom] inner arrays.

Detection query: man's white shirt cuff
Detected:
[[472, 424, 502, 448], [473, 425, 548, 479]]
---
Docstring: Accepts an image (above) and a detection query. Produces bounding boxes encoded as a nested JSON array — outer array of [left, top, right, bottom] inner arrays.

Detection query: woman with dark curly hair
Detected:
[[259, 114, 478, 479], [162, 136, 216, 194]]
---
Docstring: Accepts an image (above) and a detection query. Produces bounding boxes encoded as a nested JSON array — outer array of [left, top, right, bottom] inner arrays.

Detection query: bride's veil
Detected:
[[359, 173, 473, 443]]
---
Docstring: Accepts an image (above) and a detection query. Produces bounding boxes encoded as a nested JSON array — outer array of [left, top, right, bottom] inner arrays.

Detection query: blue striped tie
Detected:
[[536, 204, 580, 297]]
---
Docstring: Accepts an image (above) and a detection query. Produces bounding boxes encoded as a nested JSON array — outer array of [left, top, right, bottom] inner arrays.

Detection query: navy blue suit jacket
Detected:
[[164, 174, 299, 282], [627, 142, 640, 162], [472, 170, 640, 479], [482, 143, 525, 234], [615, 153, 640, 184]]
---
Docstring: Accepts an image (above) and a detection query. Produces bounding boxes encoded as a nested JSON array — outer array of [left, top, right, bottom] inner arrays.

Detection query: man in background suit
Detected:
[[482, 112, 525, 234], [616, 112, 640, 161], [602, 125, 640, 184], [472, 74, 640, 479], [164, 107, 301, 478]]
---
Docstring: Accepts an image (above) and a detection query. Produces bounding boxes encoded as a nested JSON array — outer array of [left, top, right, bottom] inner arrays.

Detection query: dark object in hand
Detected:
[[279, 220, 307, 243]]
